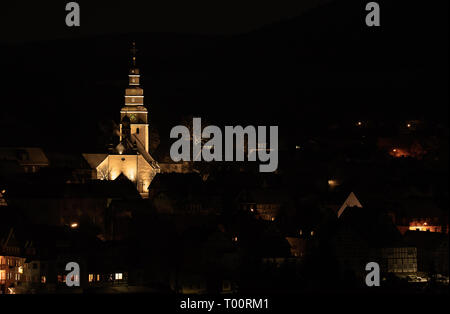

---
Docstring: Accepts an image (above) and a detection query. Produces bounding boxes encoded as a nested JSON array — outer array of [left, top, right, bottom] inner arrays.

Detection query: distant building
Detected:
[[149, 173, 223, 215], [0, 147, 49, 174], [5, 179, 142, 240], [391, 199, 448, 235], [0, 190, 7, 207], [285, 237, 308, 258], [403, 231, 449, 276], [237, 189, 291, 221]]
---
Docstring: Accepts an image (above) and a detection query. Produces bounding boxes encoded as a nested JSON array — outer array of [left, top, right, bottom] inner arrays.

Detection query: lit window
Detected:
[[89, 274, 94, 282], [115, 273, 123, 280], [41, 276, 46, 284]]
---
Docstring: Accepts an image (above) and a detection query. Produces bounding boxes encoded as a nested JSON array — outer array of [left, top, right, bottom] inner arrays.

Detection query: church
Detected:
[[83, 43, 160, 198]]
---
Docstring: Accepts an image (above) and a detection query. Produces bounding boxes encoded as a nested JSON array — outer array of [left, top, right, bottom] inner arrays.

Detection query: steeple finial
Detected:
[[130, 41, 138, 67]]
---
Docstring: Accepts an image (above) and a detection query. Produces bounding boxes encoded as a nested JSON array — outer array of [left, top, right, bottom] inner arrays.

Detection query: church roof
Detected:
[[131, 134, 160, 170], [82, 153, 108, 169]]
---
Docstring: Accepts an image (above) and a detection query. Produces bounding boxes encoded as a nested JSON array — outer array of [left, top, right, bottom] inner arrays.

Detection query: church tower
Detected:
[[119, 42, 149, 152]]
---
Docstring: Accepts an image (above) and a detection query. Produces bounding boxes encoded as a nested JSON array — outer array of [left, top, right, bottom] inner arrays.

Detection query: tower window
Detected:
[[136, 128, 140, 134]]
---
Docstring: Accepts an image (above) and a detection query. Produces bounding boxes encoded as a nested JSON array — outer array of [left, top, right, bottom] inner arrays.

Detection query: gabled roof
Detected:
[[0, 147, 49, 166], [337, 191, 363, 218], [45, 151, 92, 169], [86, 135, 160, 171]]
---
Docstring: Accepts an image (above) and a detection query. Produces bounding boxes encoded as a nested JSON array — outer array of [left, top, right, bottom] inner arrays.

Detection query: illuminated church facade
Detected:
[[84, 43, 160, 197]]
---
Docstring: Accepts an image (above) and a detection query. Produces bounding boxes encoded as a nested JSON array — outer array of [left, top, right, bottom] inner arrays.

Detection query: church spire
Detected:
[[128, 41, 140, 86], [130, 41, 138, 67]]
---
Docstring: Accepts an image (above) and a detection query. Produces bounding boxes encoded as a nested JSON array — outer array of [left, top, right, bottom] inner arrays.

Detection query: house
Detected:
[[0, 228, 27, 294], [331, 203, 403, 283], [0, 147, 49, 174], [0, 224, 39, 294]]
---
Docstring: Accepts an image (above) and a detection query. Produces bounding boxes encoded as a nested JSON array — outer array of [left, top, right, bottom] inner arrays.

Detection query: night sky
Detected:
[[0, 0, 448, 152]]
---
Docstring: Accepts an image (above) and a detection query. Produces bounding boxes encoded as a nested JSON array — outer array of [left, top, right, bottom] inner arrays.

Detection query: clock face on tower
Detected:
[[129, 114, 137, 122]]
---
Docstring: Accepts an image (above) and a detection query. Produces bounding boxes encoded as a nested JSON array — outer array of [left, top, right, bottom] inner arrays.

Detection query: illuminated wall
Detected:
[[96, 154, 157, 196]]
